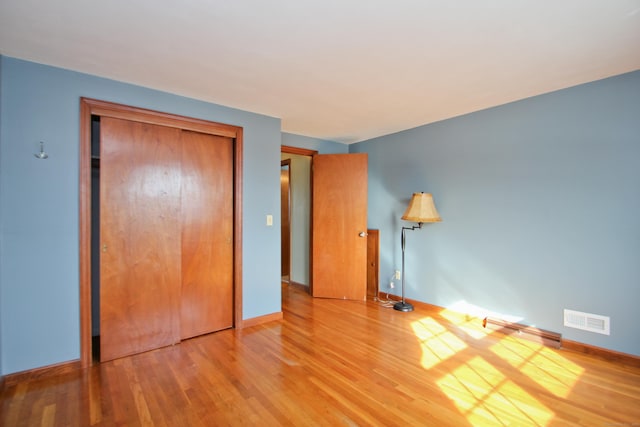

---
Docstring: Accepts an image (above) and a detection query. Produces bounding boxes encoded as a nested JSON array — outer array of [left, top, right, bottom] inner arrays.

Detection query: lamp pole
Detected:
[[394, 222, 423, 312]]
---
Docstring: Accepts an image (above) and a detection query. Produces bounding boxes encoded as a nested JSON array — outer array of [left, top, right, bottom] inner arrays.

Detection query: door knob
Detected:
[[359, 231, 368, 237]]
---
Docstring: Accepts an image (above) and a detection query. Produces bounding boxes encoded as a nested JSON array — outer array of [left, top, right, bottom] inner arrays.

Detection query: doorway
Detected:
[[79, 98, 244, 366], [281, 146, 316, 292], [280, 147, 368, 301], [281, 159, 291, 283]]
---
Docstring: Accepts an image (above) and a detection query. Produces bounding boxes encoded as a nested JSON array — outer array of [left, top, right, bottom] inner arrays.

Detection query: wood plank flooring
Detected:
[[2, 284, 640, 426]]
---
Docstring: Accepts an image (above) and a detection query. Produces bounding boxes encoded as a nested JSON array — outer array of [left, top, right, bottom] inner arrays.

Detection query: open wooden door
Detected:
[[312, 153, 368, 300]]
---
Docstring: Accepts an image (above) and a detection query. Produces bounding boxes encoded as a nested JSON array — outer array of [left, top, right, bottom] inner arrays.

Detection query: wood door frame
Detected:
[[79, 98, 244, 367], [281, 146, 317, 294]]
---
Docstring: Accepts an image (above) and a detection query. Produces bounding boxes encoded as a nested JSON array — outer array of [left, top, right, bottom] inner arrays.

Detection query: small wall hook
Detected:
[[34, 141, 49, 159]]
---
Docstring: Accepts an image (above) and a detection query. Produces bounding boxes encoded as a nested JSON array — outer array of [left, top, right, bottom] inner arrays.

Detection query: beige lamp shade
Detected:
[[401, 192, 442, 223]]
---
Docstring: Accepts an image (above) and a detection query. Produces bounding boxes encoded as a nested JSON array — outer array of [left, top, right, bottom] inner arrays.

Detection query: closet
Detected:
[[83, 99, 240, 363]]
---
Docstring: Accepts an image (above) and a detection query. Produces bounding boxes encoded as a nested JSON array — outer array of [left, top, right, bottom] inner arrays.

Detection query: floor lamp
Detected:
[[394, 192, 441, 312]]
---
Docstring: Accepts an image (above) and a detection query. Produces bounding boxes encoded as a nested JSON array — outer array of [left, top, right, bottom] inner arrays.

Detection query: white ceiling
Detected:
[[1, 1, 639, 143]]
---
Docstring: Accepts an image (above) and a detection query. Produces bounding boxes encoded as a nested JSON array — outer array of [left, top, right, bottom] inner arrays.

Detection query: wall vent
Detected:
[[563, 309, 610, 335]]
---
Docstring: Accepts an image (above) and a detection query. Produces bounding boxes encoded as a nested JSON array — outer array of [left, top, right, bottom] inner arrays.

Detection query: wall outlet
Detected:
[[394, 270, 401, 280], [389, 281, 395, 289]]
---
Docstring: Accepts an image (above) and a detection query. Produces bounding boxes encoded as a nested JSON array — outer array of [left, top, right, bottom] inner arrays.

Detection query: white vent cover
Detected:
[[563, 309, 610, 335]]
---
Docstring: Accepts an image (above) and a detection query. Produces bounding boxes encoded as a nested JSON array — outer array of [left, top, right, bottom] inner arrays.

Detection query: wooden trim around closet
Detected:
[[79, 98, 244, 367], [81, 98, 238, 137]]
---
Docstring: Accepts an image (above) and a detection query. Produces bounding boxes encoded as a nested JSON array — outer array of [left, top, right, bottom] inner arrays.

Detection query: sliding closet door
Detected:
[[180, 131, 234, 339], [100, 117, 182, 362]]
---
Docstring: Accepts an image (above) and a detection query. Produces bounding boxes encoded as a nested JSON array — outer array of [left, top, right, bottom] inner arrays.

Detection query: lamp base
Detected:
[[393, 301, 414, 312]]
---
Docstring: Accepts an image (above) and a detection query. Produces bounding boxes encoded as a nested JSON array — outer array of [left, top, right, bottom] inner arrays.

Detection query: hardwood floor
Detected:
[[2, 284, 640, 426]]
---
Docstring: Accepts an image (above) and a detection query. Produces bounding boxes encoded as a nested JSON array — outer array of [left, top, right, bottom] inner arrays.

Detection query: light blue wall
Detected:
[[0, 56, 282, 374], [351, 71, 640, 356]]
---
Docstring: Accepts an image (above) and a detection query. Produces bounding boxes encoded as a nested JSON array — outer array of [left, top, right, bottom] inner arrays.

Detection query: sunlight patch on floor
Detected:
[[411, 303, 590, 425], [437, 356, 555, 426], [411, 317, 468, 369], [489, 337, 584, 398]]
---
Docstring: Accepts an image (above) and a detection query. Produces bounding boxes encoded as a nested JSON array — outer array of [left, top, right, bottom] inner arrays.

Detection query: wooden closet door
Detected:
[[100, 117, 182, 362], [180, 131, 234, 339]]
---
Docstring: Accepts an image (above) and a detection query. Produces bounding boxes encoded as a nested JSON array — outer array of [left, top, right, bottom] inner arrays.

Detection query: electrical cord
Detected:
[[373, 274, 399, 308]]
